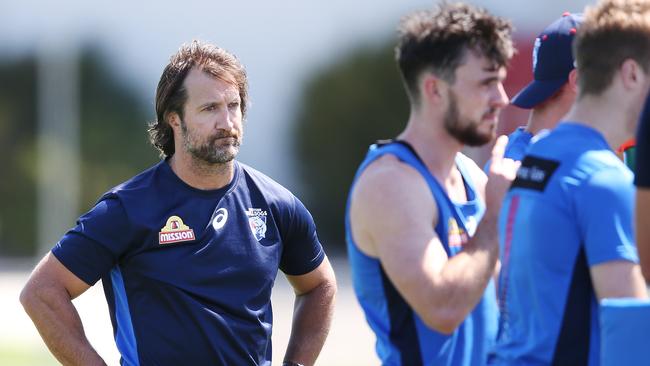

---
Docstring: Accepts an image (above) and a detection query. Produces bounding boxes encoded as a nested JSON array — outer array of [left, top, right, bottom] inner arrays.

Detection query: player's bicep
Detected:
[[26, 252, 91, 300], [575, 169, 637, 265], [285, 256, 335, 296], [590, 260, 647, 300], [353, 163, 448, 310]]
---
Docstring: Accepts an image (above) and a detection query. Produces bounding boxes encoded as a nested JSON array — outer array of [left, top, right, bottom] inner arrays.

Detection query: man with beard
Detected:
[[345, 3, 518, 365], [20, 41, 336, 366], [490, 0, 650, 364]]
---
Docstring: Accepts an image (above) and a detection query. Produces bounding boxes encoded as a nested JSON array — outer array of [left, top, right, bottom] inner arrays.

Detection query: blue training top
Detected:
[[484, 127, 534, 172], [503, 127, 534, 162], [52, 160, 325, 366], [490, 123, 638, 366], [346, 141, 498, 366]]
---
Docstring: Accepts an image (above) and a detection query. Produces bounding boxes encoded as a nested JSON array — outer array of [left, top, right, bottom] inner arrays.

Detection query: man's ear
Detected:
[[568, 68, 579, 93], [421, 73, 447, 105], [167, 112, 181, 129], [620, 58, 646, 92]]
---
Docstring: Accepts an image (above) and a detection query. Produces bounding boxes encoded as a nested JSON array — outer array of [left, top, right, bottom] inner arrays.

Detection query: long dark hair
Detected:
[[148, 40, 249, 157]]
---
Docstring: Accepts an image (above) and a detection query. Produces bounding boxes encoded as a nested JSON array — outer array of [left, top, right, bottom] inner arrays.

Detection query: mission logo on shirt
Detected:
[[159, 215, 195, 245]]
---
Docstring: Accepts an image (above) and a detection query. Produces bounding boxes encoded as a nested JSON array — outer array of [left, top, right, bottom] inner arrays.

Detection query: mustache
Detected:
[[212, 130, 239, 139], [209, 130, 241, 146]]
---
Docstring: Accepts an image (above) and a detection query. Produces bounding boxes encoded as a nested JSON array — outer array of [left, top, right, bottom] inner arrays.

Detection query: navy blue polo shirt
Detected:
[[52, 160, 325, 365]]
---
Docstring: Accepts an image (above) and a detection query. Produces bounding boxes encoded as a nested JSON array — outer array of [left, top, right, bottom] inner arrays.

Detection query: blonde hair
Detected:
[[575, 0, 650, 97]]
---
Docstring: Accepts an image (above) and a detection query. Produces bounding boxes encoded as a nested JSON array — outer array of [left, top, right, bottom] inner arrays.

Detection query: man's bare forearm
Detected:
[[20, 282, 105, 366], [283, 280, 336, 366], [422, 210, 500, 331]]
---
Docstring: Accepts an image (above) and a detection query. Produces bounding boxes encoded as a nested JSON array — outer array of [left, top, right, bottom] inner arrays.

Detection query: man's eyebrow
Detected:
[[480, 75, 504, 84], [198, 101, 220, 108], [483, 64, 500, 72]]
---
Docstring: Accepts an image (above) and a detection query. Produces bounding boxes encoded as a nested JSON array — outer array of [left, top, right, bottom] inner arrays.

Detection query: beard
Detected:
[[180, 120, 241, 164], [443, 90, 495, 147]]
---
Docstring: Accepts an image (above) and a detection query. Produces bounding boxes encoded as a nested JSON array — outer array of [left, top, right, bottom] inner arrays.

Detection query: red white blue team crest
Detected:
[[448, 218, 468, 247], [246, 208, 267, 241]]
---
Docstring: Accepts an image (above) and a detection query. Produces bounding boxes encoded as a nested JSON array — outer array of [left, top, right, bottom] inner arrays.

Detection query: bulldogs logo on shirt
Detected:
[[448, 218, 468, 247], [159, 216, 195, 245], [246, 208, 267, 241]]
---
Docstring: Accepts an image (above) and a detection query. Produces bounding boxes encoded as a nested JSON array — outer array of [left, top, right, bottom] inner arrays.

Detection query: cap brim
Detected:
[[511, 78, 567, 109]]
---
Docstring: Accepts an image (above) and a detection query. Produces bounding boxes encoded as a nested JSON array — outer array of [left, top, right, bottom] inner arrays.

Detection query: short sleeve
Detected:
[[278, 196, 325, 276], [574, 168, 638, 266], [636, 92, 650, 187], [51, 196, 135, 285]]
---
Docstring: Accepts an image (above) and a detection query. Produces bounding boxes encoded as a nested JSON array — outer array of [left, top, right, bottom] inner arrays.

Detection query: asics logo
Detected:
[[212, 208, 228, 230]]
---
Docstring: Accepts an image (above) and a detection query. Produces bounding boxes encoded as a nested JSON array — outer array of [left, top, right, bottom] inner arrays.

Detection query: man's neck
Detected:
[[398, 114, 462, 183], [563, 94, 632, 151], [168, 153, 235, 190], [526, 104, 568, 135]]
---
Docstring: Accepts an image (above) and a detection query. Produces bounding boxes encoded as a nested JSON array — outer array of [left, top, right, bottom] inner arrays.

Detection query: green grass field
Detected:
[[0, 345, 58, 366]]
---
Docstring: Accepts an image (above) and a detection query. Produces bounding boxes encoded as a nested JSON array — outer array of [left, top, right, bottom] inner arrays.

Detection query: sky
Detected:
[[1, 0, 592, 189]]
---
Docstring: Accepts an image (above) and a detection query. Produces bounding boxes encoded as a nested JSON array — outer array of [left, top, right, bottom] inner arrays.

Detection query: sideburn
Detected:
[[443, 90, 492, 147]]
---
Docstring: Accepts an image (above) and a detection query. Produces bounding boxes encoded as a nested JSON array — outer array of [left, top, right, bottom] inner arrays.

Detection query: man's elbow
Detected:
[[19, 280, 40, 314], [318, 263, 338, 301], [20, 276, 58, 314], [317, 275, 337, 306], [421, 308, 466, 335], [327, 275, 338, 296]]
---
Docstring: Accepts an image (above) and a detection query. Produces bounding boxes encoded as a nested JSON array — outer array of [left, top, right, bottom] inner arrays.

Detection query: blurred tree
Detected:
[[293, 42, 409, 251], [0, 47, 156, 256], [0, 57, 39, 257], [78, 49, 158, 208]]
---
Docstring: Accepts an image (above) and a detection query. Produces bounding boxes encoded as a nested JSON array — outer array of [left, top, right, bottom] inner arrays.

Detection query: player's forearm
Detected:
[[283, 279, 336, 366], [20, 282, 106, 366], [444, 210, 499, 291], [422, 213, 499, 332], [464, 209, 500, 268]]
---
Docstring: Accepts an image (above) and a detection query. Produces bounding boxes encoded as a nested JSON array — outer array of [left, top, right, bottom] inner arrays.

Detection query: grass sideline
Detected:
[[0, 344, 58, 366]]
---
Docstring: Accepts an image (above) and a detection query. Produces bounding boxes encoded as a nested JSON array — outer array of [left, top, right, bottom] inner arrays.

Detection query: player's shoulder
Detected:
[[351, 154, 433, 214], [105, 160, 165, 198], [576, 149, 631, 180], [79, 162, 165, 226], [359, 153, 428, 189], [558, 151, 634, 208], [238, 161, 298, 205], [583, 155, 634, 189]]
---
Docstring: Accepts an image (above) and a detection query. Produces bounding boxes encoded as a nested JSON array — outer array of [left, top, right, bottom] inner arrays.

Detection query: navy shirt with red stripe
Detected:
[[52, 160, 325, 366]]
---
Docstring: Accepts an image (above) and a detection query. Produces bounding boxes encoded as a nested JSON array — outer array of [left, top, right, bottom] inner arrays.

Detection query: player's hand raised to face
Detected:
[[485, 135, 520, 213]]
